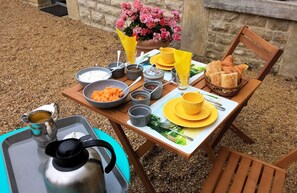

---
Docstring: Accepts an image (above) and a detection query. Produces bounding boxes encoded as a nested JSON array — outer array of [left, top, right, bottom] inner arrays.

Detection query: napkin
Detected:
[[116, 28, 137, 64], [174, 49, 192, 85]]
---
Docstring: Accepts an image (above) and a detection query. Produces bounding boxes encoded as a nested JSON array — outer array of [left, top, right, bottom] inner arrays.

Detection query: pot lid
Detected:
[[45, 136, 91, 171], [144, 65, 164, 79], [57, 139, 81, 158]]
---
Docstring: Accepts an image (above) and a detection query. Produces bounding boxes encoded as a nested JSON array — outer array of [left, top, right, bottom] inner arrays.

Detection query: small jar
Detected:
[[143, 65, 164, 82], [126, 64, 143, 80], [143, 81, 163, 100], [108, 62, 125, 79]]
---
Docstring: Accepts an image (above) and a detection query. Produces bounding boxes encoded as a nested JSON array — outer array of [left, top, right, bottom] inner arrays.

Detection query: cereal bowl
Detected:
[[83, 79, 129, 108], [76, 67, 112, 87]]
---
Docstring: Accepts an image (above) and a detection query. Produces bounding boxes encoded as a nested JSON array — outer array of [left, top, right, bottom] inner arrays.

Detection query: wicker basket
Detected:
[[204, 75, 243, 97]]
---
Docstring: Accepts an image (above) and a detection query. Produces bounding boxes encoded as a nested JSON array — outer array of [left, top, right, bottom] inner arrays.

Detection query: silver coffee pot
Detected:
[[43, 135, 116, 193]]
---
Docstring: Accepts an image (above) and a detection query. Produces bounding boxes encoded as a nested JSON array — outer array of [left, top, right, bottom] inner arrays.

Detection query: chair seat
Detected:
[[201, 148, 287, 193]]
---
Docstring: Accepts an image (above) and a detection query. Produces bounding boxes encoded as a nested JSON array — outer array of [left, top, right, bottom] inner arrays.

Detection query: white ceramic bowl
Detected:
[[83, 79, 129, 108], [76, 67, 112, 87]]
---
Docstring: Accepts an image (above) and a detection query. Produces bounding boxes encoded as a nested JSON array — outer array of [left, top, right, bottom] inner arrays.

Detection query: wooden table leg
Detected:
[[109, 120, 156, 193], [210, 105, 254, 148], [202, 141, 216, 163], [230, 123, 255, 144]]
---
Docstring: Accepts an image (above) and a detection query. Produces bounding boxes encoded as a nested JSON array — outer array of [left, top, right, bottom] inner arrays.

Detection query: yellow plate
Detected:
[[163, 97, 218, 128], [154, 54, 175, 66], [150, 54, 174, 71], [174, 101, 211, 121]]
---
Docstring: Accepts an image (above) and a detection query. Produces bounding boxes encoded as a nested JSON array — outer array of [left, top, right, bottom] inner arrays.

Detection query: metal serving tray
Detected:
[[2, 115, 128, 193]]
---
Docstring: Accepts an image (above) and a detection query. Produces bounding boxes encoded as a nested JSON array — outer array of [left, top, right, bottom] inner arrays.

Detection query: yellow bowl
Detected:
[[159, 47, 175, 64], [181, 92, 204, 115]]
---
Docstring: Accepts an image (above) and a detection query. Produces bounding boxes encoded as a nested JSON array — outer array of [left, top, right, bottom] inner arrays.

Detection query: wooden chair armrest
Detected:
[[274, 147, 297, 169]]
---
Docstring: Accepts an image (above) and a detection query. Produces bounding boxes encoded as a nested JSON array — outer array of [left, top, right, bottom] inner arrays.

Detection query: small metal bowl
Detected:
[[130, 90, 151, 106], [128, 104, 151, 127], [76, 67, 112, 87], [108, 62, 125, 79], [126, 64, 143, 80], [143, 81, 163, 100]]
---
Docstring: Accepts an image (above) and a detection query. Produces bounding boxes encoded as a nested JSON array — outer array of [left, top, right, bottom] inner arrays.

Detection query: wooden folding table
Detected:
[[62, 75, 261, 193]]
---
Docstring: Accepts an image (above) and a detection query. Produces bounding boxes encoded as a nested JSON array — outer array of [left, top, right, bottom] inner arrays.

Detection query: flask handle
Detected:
[[83, 139, 116, 173]]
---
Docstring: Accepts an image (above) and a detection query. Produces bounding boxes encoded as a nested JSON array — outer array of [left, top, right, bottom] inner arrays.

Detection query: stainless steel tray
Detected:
[[2, 115, 128, 193]]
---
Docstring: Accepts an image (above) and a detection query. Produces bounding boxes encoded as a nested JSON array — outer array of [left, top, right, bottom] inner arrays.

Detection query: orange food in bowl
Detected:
[[91, 87, 123, 102]]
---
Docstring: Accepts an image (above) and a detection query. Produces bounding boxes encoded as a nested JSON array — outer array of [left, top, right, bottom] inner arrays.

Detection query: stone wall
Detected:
[[204, 9, 289, 73], [63, 0, 296, 78], [75, 0, 183, 32]]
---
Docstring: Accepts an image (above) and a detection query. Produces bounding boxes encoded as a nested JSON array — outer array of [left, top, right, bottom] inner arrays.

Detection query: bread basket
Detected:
[[204, 75, 243, 97]]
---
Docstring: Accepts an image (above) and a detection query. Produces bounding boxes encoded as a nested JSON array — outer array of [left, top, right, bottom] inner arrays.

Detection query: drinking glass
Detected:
[[176, 72, 190, 90]]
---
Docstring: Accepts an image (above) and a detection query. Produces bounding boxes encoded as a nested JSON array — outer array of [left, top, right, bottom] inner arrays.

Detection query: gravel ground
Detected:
[[1, 0, 297, 192]]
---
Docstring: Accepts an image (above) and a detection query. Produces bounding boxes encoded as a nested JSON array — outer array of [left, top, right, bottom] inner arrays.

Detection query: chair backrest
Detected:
[[222, 26, 283, 81], [274, 147, 297, 169]]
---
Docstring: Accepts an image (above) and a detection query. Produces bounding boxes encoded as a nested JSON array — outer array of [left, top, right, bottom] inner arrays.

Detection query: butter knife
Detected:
[[204, 98, 226, 111], [160, 123, 194, 141]]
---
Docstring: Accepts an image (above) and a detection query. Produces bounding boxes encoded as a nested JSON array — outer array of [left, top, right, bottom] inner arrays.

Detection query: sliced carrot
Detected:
[[90, 87, 123, 102]]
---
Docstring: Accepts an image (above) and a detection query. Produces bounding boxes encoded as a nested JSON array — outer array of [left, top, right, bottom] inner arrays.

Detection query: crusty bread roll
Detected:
[[221, 72, 238, 88], [222, 55, 234, 67], [209, 71, 225, 86], [222, 66, 235, 74], [233, 64, 249, 79], [205, 56, 248, 89], [205, 60, 222, 77]]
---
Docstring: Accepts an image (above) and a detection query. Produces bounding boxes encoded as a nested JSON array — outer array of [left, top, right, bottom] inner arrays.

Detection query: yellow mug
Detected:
[[159, 47, 175, 64], [182, 92, 204, 115]]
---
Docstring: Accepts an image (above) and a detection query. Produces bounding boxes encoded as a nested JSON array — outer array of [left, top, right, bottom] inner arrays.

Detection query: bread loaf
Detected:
[[221, 72, 238, 88], [205, 55, 248, 88], [222, 55, 234, 67], [209, 72, 225, 86], [234, 64, 249, 79], [205, 60, 221, 77]]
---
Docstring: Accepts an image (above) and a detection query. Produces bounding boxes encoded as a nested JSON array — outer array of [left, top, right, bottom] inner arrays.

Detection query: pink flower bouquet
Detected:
[[116, 0, 181, 42]]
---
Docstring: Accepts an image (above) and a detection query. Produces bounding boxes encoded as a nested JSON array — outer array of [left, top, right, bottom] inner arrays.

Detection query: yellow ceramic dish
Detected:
[[156, 54, 175, 66], [174, 101, 211, 121], [150, 54, 174, 70], [163, 97, 218, 128]]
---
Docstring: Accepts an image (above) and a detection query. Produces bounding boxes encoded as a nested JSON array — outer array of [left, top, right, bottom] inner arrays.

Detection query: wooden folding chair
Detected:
[[201, 147, 297, 193], [222, 26, 283, 81], [210, 26, 283, 147]]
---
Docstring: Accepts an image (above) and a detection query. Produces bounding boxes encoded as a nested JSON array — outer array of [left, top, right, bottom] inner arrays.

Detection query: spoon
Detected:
[[149, 84, 160, 96], [120, 76, 142, 97], [162, 77, 175, 86], [136, 51, 144, 69], [116, 50, 121, 69], [146, 79, 174, 97]]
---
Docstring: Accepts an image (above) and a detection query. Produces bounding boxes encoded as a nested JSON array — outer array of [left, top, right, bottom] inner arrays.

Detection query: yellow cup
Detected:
[[159, 47, 175, 64], [182, 92, 204, 115]]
